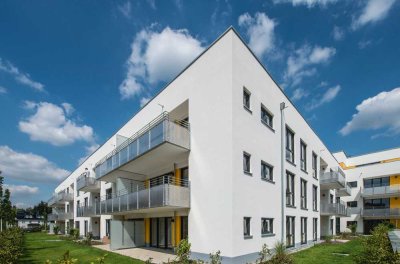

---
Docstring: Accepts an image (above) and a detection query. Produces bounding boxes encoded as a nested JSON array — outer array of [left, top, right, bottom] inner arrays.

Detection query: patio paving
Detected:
[[93, 245, 177, 264]]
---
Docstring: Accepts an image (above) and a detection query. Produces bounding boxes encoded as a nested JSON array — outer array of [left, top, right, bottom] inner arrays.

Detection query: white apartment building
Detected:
[[48, 27, 359, 263], [334, 148, 400, 235]]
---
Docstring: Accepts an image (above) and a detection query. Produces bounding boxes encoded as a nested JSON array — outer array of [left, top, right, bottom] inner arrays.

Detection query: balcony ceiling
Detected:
[[99, 142, 189, 183]]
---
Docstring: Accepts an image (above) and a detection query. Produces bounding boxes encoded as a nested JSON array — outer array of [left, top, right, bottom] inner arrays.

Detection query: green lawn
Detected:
[[292, 239, 363, 264], [20, 232, 144, 264]]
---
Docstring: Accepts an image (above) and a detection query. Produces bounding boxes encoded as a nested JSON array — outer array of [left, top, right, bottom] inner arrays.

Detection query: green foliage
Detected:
[[90, 254, 108, 264], [175, 239, 191, 263], [267, 242, 294, 264], [349, 223, 357, 235], [53, 225, 60, 235], [84, 232, 93, 245], [69, 228, 79, 240], [209, 250, 222, 264], [354, 223, 400, 264], [0, 227, 24, 264], [324, 235, 333, 243]]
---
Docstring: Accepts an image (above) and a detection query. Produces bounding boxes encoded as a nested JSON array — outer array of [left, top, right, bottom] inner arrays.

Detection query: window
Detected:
[[347, 201, 358, 207], [243, 88, 251, 111], [243, 152, 251, 175], [84, 197, 88, 207], [300, 141, 307, 171], [75, 221, 79, 229], [312, 152, 318, 179], [84, 220, 88, 236], [286, 127, 295, 163], [243, 217, 252, 238], [106, 219, 111, 237], [261, 218, 273, 236], [346, 221, 357, 228], [348, 181, 358, 188], [364, 177, 389, 188], [300, 179, 307, 209], [313, 218, 318, 241], [286, 171, 295, 207], [312, 185, 318, 211], [364, 198, 390, 209], [261, 161, 273, 182], [301, 217, 307, 244], [106, 188, 112, 199], [261, 105, 273, 128], [286, 216, 295, 248]]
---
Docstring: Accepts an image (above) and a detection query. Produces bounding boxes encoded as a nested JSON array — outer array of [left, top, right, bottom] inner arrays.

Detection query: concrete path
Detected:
[[93, 245, 177, 264]]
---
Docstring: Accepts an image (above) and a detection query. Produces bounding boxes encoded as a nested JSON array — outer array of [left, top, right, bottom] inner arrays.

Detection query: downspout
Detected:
[[280, 102, 287, 243]]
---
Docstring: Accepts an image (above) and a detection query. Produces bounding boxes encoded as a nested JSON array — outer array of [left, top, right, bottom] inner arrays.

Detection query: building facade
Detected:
[[334, 148, 400, 234], [47, 28, 361, 263]]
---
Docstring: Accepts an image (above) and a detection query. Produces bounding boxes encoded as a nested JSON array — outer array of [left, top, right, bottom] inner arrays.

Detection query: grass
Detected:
[[292, 238, 363, 264], [20, 232, 145, 264]]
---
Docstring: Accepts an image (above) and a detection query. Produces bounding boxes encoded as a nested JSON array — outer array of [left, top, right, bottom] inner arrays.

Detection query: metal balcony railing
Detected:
[[321, 202, 349, 216], [362, 208, 400, 218], [76, 205, 96, 217], [47, 213, 58, 221], [48, 192, 74, 206], [361, 184, 400, 198], [94, 112, 190, 180], [320, 167, 346, 190], [76, 171, 100, 192], [79, 176, 190, 215], [336, 183, 352, 197], [58, 212, 74, 220]]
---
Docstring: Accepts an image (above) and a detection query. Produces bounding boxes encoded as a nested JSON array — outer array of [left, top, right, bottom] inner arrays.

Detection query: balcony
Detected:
[[321, 202, 349, 216], [362, 208, 400, 219], [48, 192, 74, 207], [76, 205, 97, 217], [361, 185, 400, 198], [336, 183, 352, 197], [94, 112, 190, 182], [47, 212, 73, 221], [89, 176, 190, 215], [320, 167, 346, 190], [76, 172, 100, 192]]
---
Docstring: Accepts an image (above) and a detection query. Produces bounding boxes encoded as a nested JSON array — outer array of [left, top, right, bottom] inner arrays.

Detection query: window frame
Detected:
[[312, 152, 318, 179], [301, 217, 307, 244], [286, 171, 295, 207], [261, 161, 274, 182], [261, 218, 274, 237], [243, 217, 252, 239], [285, 126, 295, 164], [243, 152, 252, 175], [313, 218, 318, 241], [300, 178, 308, 210], [348, 181, 358, 188], [243, 87, 251, 113], [286, 216, 295, 248], [260, 104, 274, 129], [300, 140, 307, 172], [312, 185, 318, 211]]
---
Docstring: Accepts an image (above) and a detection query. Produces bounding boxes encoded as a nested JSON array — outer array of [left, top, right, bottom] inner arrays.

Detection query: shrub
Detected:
[[84, 232, 93, 246], [256, 244, 271, 263], [340, 231, 351, 240], [354, 223, 400, 264], [324, 235, 333, 243], [209, 250, 222, 264], [53, 225, 60, 235], [175, 239, 191, 263], [69, 228, 79, 240], [267, 242, 294, 264], [0, 227, 24, 264], [349, 223, 357, 235]]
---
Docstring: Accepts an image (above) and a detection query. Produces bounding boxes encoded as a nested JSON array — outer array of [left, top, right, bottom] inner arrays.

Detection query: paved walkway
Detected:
[[93, 245, 177, 263]]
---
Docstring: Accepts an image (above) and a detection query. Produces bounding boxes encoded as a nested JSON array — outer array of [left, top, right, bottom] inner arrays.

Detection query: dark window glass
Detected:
[[300, 141, 307, 171], [286, 171, 295, 207], [261, 218, 273, 235], [243, 89, 250, 109], [301, 179, 307, 209], [244, 217, 251, 237], [261, 161, 273, 181], [286, 128, 295, 163], [347, 201, 358, 207], [243, 152, 251, 174], [261, 105, 273, 128], [348, 181, 358, 188], [312, 152, 318, 179]]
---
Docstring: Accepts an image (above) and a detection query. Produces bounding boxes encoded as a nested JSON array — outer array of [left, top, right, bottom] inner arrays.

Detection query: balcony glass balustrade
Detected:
[[94, 112, 190, 181], [361, 184, 400, 198], [320, 167, 346, 190], [48, 192, 74, 206], [362, 208, 400, 218], [336, 182, 352, 197], [76, 171, 100, 192], [320, 202, 349, 216]]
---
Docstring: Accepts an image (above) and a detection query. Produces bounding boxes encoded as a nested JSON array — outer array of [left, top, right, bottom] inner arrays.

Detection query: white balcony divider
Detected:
[[362, 208, 400, 218], [94, 112, 190, 180], [361, 184, 400, 197]]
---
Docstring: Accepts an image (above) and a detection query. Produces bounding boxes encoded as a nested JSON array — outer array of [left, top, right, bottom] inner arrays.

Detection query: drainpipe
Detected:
[[280, 102, 287, 243]]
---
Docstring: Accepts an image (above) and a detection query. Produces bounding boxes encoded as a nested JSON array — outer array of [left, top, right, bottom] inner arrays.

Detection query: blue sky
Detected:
[[0, 0, 399, 207]]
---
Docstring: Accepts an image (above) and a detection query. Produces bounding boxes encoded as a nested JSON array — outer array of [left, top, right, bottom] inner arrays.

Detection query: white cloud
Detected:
[[0, 58, 45, 92], [4, 184, 39, 194], [332, 26, 344, 41], [78, 143, 100, 165], [339, 87, 400, 136], [19, 102, 94, 146], [140, 97, 151, 107], [358, 39, 373, 49], [119, 27, 204, 100], [284, 45, 336, 87], [238, 12, 276, 58], [291, 88, 309, 101], [147, 0, 156, 9], [273, 0, 338, 8], [352, 0, 396, 30], [307, 85, 341, 110], [118, 1, 132, 18], [0, 86, 7, 94], [0, 145, 70, 183]]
